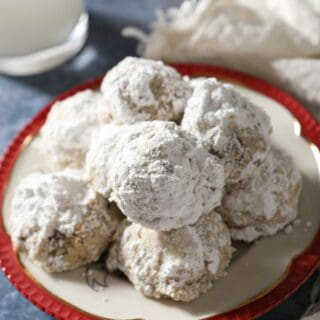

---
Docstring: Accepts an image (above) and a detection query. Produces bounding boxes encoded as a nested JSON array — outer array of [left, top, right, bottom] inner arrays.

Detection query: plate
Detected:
[[0, 64, 320, 320]]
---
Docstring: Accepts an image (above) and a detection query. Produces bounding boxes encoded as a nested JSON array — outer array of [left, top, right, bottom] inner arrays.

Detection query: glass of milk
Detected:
[[0, 0, 88, 75]]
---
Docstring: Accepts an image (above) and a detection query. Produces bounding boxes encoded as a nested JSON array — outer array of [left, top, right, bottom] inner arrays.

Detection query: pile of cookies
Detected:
[[9, 57, 301, 302]]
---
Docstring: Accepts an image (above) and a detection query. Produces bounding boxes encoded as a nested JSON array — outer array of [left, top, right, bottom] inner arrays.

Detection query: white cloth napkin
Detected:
[[123, 0, 320, 116]]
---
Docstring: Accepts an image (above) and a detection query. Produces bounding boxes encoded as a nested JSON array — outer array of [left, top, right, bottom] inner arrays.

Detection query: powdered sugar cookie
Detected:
[[101, 57, 191, 123], [107, 210, 232, 302], [218, 147, 302, 242], [107, 121, 225, 231], [182, 78, 272, 184], [10, 170, 121, 273], [37, 90, 111, 170]]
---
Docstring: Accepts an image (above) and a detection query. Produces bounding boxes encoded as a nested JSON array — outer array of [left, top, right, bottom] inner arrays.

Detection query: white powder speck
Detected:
[[284, 225, 293, 234], [293, 219, 301, 226]]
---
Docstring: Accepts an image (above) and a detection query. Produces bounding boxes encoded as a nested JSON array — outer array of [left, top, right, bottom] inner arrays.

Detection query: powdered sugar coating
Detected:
[[37, 90, 111, 170], [182, 78, 272, 184], [107, 211, 232, 302], [85, 124, 130, 197], [218, 147, 302, 242], [108, 121, 225, 230], [100, 57, 191, 123], [10, 170, 121, 273]]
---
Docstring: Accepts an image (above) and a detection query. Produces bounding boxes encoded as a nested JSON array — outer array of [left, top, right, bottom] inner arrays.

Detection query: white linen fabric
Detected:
[[123, 0, 320, 112]]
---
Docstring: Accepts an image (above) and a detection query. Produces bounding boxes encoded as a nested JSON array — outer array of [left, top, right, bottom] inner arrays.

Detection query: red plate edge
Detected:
[[0, 64, 319, 320]]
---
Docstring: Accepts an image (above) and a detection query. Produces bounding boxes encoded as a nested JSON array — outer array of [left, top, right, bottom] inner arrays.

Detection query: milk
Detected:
[[0, 0, 84, 57]]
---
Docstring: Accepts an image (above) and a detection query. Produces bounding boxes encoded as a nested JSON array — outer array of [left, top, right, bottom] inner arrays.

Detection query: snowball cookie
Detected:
[[218, 147, 302, 242], [85, 123, 130, 197], [107, 210, 232, 302], [10, 170, 121, 273], [108, 121, 225, 230], [37, 89, 111, 170], [182, 78, 272, 184], [100, 57, 191, 123]]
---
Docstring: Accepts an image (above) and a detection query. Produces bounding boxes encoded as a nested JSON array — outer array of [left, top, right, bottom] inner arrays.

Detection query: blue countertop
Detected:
[[0, 1, 318, 319]]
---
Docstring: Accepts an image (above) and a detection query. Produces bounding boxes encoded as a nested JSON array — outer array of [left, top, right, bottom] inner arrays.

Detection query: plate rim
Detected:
[[0, 63, 319, 320]]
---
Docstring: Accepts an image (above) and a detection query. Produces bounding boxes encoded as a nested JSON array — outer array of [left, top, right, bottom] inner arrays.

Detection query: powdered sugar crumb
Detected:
[[304, 221, 313, 232], [284, 225, 293, 234], [293, 219, 301, 226]]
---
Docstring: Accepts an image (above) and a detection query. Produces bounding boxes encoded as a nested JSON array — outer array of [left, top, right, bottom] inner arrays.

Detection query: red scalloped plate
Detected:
[[0, 64, 320, 320]]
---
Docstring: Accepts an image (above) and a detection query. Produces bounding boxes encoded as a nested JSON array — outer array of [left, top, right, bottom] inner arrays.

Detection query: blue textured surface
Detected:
[[0, 1, 318, 319]]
